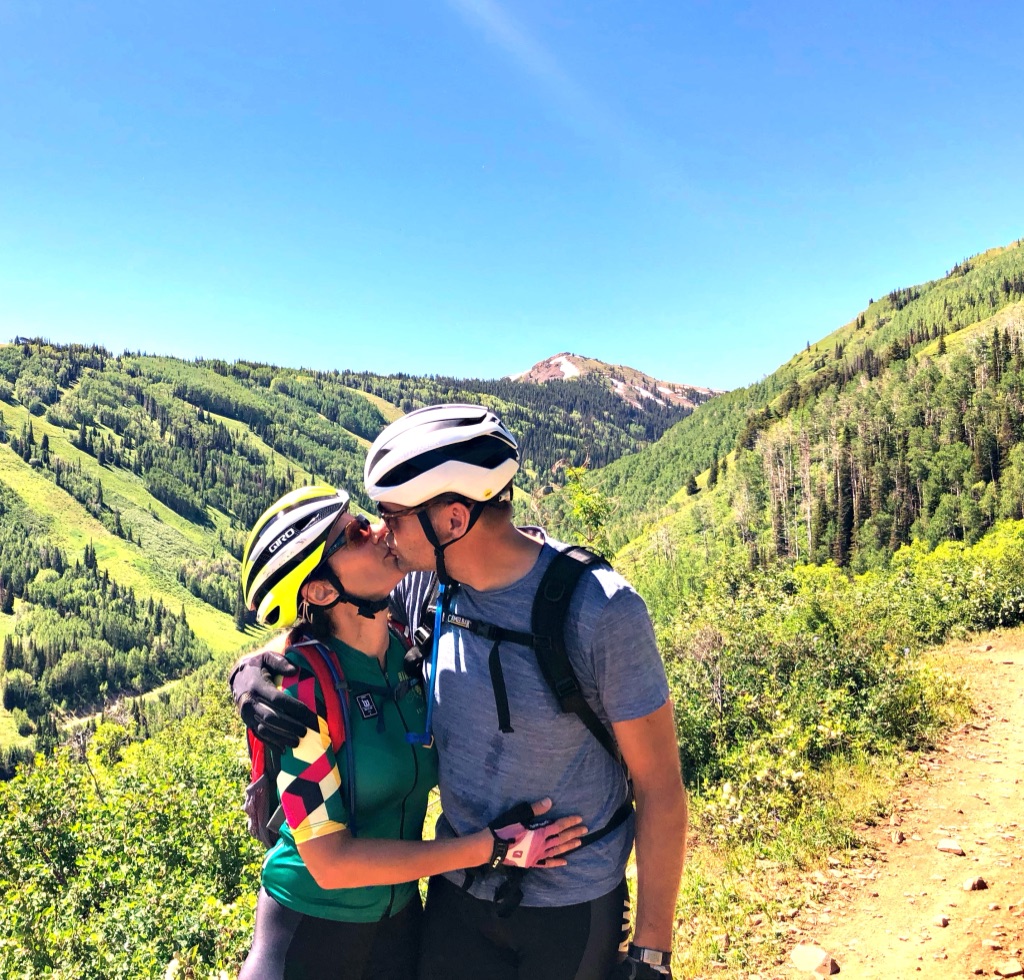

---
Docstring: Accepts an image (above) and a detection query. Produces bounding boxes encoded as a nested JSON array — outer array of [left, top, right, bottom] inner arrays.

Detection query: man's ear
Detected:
[[445, 501, 472, 537], [301, 577, 338, 608]]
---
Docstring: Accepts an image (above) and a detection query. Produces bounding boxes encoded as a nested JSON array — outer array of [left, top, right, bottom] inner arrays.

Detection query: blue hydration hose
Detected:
[[407, 581, 445, 747]]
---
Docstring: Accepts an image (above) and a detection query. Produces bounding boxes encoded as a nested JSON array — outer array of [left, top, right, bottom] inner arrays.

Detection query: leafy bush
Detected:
[[653, 523, 1022, 845], [0, 693, 260, 979], [11, 708, 34, 737]]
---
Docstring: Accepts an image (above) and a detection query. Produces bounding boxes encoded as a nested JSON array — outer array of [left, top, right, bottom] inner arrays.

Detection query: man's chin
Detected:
[[391, 552, 412, 572]]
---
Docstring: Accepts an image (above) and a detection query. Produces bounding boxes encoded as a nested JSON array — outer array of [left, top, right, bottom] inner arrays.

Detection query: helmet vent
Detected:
[[376, 435, 517, 488]]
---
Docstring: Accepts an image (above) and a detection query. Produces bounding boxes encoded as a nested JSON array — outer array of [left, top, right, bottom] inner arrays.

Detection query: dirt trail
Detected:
[[773, 631, 1024, 980]]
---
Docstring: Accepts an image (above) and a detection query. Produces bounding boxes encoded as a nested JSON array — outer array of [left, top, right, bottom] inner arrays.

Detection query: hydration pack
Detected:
[[407, 543, 623, 762], [399, 543, 634, 913]]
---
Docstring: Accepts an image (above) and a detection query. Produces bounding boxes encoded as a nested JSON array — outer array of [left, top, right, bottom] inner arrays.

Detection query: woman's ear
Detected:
[[301, 577, 339, 608]]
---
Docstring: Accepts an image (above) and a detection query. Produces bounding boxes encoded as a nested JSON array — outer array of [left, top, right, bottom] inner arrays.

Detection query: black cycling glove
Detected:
[[229, 653, 319, 749], [607, 951, 672, 980]]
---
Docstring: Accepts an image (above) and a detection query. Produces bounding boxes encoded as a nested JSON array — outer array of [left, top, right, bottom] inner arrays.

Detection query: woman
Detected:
[[236, 485, 585, 980]]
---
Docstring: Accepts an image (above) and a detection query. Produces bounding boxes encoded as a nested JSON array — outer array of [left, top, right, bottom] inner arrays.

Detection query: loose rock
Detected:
[[964, 876, 989, 891], [790, 943, 840, 975], [937, 839, 966, 855], [994, 961, 1023, 978], [815, 955, 840, 976]]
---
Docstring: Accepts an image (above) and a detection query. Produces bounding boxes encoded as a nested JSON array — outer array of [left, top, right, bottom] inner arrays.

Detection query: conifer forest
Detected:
[[2, 239, 1024, 976]]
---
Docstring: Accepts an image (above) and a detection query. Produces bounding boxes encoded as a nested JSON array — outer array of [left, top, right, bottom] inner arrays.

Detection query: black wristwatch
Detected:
[[628, 945, 671, 969]]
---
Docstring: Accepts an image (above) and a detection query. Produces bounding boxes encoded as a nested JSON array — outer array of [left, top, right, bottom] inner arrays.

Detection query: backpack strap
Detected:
[[418, 577, 441, 646], [290, 636, 348, 754], [436, 612, 533, 735], [446, 545, 636, 911], [531, 546, 621, 764], [288, 634, 359, 833], [532, 546, 634, 852]]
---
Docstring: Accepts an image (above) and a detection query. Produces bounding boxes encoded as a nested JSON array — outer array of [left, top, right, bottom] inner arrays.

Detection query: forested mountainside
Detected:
[[2, 240, 1023, 770], [598, 239, 1024, 548], [622, 295, 1024, 615], [0, 482, 205, 756], [6, 344, 697, 509], [335, 367, 697, 475], [7, 243, 1024, 978], [0, 341, 697, 769]]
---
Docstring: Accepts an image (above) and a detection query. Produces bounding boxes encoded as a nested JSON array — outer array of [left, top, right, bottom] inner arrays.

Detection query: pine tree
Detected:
[[833, 441, 853, 567]]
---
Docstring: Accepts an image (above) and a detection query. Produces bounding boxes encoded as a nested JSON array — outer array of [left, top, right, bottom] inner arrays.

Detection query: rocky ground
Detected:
[[759, 631, 1024, 979]]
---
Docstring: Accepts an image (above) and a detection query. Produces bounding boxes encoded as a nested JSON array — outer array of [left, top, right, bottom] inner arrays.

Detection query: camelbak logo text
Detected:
[[446, 614, 472, 629], [269, 528, 296, 553]]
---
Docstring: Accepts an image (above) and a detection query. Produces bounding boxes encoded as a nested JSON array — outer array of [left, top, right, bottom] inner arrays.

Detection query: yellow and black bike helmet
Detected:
[[241, 485, 350, 627]]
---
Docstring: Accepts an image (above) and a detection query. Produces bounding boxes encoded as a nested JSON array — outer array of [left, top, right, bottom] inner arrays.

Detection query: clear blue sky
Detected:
[[1, 1, 1021, 390]]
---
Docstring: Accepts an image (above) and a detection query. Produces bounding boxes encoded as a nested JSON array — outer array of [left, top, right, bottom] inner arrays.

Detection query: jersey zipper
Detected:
[[382, 650, 422, 917]]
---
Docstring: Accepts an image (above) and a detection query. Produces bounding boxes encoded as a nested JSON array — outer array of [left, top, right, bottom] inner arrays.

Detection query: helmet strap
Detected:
[[416, 500, 487, 587], [314, 565, 390, 619]]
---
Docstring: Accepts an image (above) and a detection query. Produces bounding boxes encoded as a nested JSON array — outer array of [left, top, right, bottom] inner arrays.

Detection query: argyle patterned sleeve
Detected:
[[274, 657, 348, 844]]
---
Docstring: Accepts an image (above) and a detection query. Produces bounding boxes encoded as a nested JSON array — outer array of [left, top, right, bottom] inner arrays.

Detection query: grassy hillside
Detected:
[[5, 240, 1024, 977], [615, 294, 1024, 599], [598, 238, 1024, 547], [0, 340, 701, 754], [0, 402, 238, 650]]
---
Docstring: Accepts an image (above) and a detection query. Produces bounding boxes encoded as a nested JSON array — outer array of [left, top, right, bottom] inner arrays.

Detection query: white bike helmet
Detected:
[[364, 404, 519, 507]]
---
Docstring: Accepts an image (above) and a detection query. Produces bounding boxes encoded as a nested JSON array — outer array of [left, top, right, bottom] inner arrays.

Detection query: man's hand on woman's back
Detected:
[[229, 632, 319, 748]]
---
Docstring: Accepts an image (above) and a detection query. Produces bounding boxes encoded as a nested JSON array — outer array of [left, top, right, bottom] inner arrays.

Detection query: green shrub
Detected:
[[654, 522, 1024, 845], [11, 708, 34, 737], [0, 695, 261, 979]]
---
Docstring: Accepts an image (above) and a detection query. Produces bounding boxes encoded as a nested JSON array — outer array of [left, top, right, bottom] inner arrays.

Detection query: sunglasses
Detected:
[[321, 513, 372, 562], [376, 501, 431, 530]]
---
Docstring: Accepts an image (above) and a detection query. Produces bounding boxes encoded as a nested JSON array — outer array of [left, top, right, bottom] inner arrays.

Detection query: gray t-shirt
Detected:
[[392, 531, 669, 906]]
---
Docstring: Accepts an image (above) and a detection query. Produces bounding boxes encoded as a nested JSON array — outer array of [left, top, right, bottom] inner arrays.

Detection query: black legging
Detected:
[[417, 875, 629, 980], [238, 888, 422, 980]]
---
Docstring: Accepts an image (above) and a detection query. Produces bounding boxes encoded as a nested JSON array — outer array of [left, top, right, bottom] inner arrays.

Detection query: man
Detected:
[[233, 404, 688, 979]]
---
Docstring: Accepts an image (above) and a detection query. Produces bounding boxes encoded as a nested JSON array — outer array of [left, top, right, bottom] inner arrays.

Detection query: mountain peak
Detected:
[[510, 352, 720, 410]]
